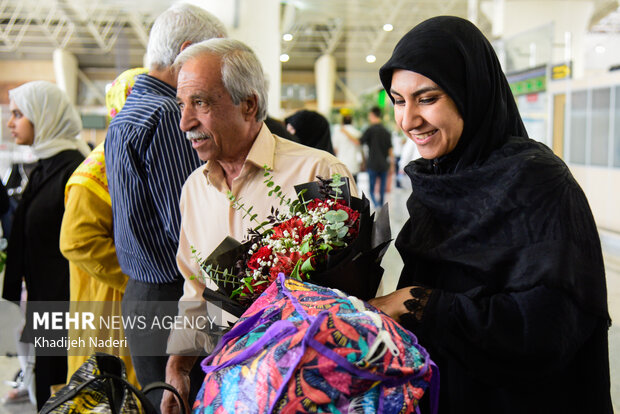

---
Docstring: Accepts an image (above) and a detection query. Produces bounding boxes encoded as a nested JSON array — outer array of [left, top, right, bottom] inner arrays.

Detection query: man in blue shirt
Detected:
[[104, 4, 226, 411]]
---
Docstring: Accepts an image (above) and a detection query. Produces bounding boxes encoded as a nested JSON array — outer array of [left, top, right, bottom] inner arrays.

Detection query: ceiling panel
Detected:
[[0, 0, 618, 93]]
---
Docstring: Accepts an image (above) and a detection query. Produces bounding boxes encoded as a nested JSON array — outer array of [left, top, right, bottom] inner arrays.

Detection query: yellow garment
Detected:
[[105, 67, 148, 120], [65, 142, 110, 206], [60, 167, 136, 386]]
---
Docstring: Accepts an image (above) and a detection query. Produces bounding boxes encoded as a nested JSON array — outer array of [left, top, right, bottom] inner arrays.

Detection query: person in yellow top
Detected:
[[59, 67, 147, 385]]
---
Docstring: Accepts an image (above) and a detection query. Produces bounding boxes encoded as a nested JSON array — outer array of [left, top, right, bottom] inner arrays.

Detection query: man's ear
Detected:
[[180, 41, 192, 52], [242, 94, 259, 121]]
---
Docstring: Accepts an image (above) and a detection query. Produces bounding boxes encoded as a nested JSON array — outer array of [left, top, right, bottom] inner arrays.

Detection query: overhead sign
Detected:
[[506, 65, 547, 97], [551, 62, 572, 80]]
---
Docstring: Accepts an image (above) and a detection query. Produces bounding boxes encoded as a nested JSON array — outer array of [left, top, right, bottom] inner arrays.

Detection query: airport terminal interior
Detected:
[[0, 0, 620, 412]]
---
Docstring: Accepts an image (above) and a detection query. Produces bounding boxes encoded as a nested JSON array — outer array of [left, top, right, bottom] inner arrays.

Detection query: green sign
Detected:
[[377, 89, 387, 108], [509, 75, 546, 96]]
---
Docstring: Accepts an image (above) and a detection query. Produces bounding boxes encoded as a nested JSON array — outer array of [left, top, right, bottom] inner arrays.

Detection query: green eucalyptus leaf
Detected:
[[330, 221, 345, 229], [325, 209, 348, 223]]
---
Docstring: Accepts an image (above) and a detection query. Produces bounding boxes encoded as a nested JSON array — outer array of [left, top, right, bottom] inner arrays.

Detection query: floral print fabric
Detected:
[[194, 274, 437, 413]]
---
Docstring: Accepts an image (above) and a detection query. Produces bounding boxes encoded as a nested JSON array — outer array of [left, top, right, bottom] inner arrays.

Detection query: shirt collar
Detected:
[[244, 123, 276, 171], [202, 123, 275, 190], [133, 74, 177, 99]]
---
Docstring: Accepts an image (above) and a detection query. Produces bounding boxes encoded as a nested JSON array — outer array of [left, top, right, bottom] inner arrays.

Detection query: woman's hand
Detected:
[[368, 288, 414, 322], [369, 286, 432, 323]]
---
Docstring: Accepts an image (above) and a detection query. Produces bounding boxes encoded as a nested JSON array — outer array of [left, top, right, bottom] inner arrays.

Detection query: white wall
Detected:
[[571, 165, 620, 233], [584, 32, 620, 75], [187, 0, 282, 117], [482, 0, 594, 77], [229, 0, 282, 118]]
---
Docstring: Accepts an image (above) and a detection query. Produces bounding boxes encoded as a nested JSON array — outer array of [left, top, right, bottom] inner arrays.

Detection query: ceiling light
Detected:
[[282, 33, 293, 41], [595, 45, 605, 54], [366, 54, 376, 63], [383, 23, 393, 32], [280, 53, 290, 62]]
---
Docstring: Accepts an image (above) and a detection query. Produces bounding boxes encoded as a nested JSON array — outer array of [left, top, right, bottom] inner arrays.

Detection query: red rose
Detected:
[[269, 250, 314, 280], [306, 198, 324, 211], [271, 217, 312, 241], [247, 246, 272, 271]]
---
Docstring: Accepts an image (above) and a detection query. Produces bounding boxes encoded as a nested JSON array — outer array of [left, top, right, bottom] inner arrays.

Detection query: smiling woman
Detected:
[[390, 70, 463, 160], [369, 15, 613, 413]]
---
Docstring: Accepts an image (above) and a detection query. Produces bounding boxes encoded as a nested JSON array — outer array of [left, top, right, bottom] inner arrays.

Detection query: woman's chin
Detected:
[[418, 147, 439, 160]]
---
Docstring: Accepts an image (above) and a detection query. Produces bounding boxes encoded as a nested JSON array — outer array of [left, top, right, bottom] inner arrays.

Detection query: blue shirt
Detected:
[[104, 74, 202, 283]]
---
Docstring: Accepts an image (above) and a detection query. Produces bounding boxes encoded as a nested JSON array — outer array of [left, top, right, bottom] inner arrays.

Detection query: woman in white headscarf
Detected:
[[2, 81, 89, 410]]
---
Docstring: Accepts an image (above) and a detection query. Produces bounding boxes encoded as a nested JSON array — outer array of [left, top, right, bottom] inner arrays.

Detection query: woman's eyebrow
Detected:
[[391, 86, 442, 99]]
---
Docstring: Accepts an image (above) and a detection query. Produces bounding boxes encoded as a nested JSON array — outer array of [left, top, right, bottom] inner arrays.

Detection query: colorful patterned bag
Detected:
[[194, 274, 438, 413]]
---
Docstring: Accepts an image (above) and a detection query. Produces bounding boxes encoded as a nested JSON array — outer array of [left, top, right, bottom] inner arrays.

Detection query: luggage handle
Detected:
[[40, 373, 186, 414]]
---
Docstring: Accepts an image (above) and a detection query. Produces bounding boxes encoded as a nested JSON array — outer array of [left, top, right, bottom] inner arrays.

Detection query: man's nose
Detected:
[[179, 107, 198, 132]]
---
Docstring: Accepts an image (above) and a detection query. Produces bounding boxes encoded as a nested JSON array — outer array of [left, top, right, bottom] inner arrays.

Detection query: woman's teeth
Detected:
[[415, 130, 437, 140]]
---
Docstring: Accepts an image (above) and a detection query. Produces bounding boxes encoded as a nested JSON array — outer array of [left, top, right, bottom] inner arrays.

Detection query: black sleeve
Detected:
[[406, 284, 597, 384], [0, 181, 9, 216]]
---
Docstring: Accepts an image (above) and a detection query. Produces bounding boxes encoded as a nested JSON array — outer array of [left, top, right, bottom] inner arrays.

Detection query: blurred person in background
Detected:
[[2, 81, 90, 410], [264, 116, 300, 143], [332, 109, 363, 183], [360, 106, 394, 207], [285, 109, 335, 154]]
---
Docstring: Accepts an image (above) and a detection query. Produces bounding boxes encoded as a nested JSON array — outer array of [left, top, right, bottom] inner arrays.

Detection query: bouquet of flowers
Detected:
[[194, 167, 391, 317]]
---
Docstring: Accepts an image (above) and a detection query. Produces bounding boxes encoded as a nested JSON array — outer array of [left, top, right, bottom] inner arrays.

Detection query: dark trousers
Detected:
[[368, 169, 388, 207], [35, 354, 67, 411], [122, 278, 205, 412]]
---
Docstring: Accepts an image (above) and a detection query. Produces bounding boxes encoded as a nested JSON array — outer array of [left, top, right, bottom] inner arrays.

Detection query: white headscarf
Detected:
[[8, 81, 91, 159]]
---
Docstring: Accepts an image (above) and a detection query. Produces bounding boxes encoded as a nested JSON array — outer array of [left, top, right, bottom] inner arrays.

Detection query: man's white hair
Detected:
[[174, 38, 269, 122], [147, 3, 227, 70]]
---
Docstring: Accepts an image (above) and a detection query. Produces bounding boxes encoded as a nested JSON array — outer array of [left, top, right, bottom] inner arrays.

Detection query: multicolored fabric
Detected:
[[194, 274, 438, 413], [65, 142, 109, 206], [105, 67, 148, 120]]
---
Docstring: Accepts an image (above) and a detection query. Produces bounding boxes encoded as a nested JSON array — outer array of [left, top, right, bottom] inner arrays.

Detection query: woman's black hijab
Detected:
[[380, 15, 527, 172], [381, 16, 609, 321], [285, 110, 334, 155]]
